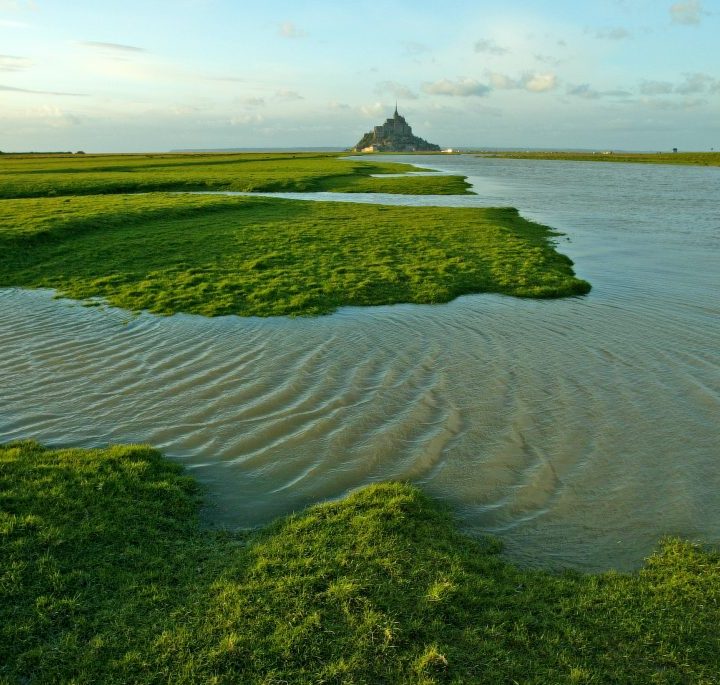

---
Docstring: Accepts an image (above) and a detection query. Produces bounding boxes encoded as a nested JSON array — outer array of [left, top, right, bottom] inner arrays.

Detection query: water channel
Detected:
[[1, 155, 718, 571]]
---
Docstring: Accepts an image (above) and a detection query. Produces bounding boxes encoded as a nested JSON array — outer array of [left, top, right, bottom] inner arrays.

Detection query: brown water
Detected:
[[1, 156, 718, 571]]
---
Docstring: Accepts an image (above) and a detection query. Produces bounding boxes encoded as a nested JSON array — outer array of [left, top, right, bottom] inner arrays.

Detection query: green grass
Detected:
[[479, 150, 720, 167], [0, 152, 472, 199], [2, 441, 719, 684], [0, 192, 590, 317]]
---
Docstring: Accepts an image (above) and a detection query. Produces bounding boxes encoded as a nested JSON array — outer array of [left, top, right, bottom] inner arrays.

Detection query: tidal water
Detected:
[[1, 156, 718, 571]]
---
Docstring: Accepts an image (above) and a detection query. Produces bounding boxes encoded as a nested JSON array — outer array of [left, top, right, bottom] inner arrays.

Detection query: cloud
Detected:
[[401, 41, 431, 57], [79, 41, 146, 53], [375, 80, 418, 100], [422, 78, 490, 97], [0, 54, 33, 72], [0, 83, 87, 96], [359, 102, 386, 117], [275, 89, 303, 101], [0, 18, 29, 27], [640, 73, 719, 96], [675, 72, 715, 94], [567, 83, 632, 99], [0, 0, 37, 9], [670, 0, 704, 24], [592, 27, 631, 40], [474, 39, 508, 55], [525, 72, 557, 92], [278, 21, 306, 38], [238, 96, 265, 107], [229, 113, 264, 125], [489, 71, 558, 93], [639, 80, 675, 95], [641, 96, 707, 110]]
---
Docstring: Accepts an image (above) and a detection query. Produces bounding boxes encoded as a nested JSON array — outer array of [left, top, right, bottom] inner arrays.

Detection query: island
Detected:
[[353, 105, 441, 152]]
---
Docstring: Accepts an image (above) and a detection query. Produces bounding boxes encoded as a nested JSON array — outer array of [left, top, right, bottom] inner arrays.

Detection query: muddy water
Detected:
[[1, 156, 718, 571]]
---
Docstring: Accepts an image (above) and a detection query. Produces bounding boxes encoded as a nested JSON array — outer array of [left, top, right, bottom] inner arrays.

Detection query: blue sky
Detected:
[[1, 0, 719, 151]]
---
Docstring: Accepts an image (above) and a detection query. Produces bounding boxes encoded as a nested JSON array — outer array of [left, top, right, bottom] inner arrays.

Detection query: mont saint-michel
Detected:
[[353, 106, 441, 152]]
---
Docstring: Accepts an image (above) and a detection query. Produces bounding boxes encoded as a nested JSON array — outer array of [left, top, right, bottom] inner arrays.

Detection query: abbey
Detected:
[[353, 106, 440, 152]]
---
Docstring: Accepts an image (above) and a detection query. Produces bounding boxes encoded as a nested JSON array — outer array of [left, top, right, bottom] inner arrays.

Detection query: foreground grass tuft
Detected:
[[0, 193, 589, 317], [2, 442, 719, 683]]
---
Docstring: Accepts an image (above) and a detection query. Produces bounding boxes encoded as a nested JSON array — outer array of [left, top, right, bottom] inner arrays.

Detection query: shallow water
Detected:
[[1, 156, 718, 571]]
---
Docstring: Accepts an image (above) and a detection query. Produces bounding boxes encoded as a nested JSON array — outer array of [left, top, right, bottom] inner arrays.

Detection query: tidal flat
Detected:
[[2, 441, 719, 684], [0, 152, 589, 317]]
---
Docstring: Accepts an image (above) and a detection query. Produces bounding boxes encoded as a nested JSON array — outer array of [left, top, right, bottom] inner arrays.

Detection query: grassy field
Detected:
[[0, 152, 472, 198], [2, 441, 719, 684], [0, 192, 590, 317], [479, 150, 720, 167]]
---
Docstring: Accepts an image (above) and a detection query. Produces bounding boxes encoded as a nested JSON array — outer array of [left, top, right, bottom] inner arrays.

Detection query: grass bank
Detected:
[[479, 150, 720, 167], [0, 152, 472, 199], [2, 441, 719, 684], [0, 193, 590, 317]]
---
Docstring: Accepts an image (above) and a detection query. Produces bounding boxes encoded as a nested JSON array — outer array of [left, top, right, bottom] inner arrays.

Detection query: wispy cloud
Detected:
[[0, 54, 33, 71], [278, 21, 306, 38], [640, 73, 719, 95], [401, 41, 432, 57], [275, 89, 303, 101], [0, 83, 87, 96], [0, 18, 30, 27], [422, 78, 490, 97], [567, 83, 632, 99], [79, 41, 146, 53], [375, 80, 418, 100], [238, 96, 265, 107], [670, 0, 705, 25], [474, 38, 508, 55], [591, 27, 631, 40]]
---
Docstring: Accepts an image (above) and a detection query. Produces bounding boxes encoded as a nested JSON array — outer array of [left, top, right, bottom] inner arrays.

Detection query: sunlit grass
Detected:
[[0, 193, 590, 317], [2, 442, 719, 684]]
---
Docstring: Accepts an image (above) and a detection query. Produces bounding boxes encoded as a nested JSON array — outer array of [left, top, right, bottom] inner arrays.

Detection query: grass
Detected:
[[479, 150, 720, 167], [0, 192, 590, 317], [2, 441, 719, 684], [0, 152, 472, 199]]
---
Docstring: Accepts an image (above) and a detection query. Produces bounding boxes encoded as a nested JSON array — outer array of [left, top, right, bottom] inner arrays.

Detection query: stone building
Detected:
[[353, 105, 440, 152]]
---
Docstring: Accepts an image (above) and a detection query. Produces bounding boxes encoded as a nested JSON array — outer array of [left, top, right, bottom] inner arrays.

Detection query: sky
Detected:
[[1, 0, 719, 152]]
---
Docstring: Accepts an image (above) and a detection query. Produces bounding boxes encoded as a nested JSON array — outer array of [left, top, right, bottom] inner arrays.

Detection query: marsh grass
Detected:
[[480, 150, 720, 167], [2, 442, 719, 684], [0, 193, 590, 317], [0, 152, 472, 199]]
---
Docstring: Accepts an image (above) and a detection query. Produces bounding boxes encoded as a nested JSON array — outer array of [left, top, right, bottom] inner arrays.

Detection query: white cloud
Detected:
[[488, 71, 558, 93], [474, 39, 508, 55], [670, 0, 704, 25], [278, 21, 306, 38], [422, 78, 490, 97], [525, 72, 557, 92]]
